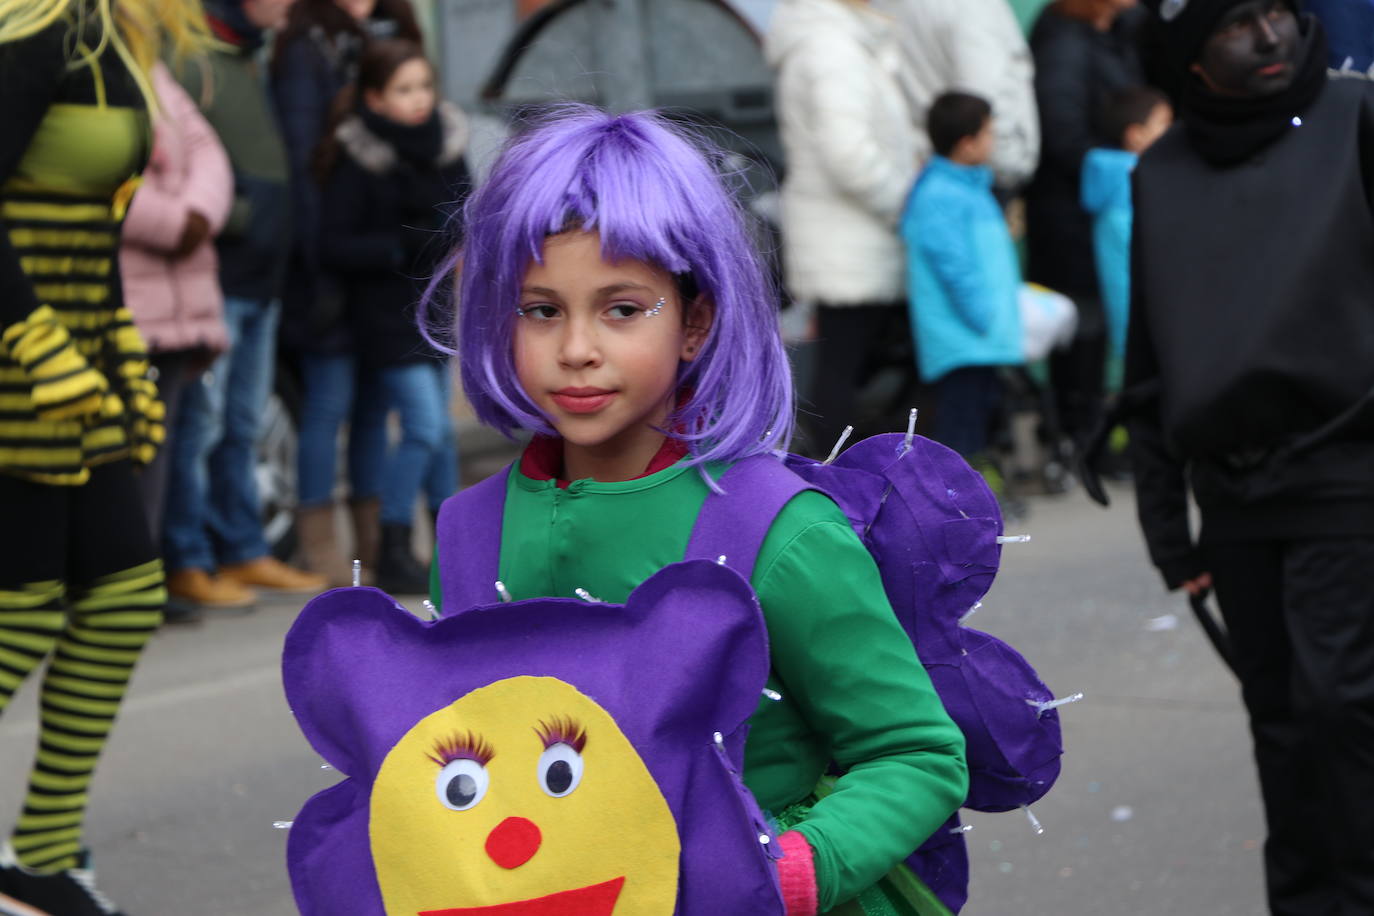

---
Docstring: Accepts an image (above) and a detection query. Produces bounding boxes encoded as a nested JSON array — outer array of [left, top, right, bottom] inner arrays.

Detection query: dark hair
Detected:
[[313, 38, 431, 179], [1100, 86, 1171, 147], [927, 92, 992, 157], [271, 0, 423, 77]]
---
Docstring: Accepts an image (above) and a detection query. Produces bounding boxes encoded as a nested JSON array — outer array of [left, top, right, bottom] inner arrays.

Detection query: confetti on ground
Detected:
[[1111, 806, 1134, 822], [1145, 614, 1180, 632]]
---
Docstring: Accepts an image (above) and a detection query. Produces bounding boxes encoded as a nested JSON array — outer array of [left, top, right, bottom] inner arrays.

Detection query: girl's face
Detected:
[[364, 58, 436, 127], [514, 231, 709, 481]]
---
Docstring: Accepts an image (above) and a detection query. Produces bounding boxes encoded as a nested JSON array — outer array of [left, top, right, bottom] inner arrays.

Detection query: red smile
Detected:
[[418, 876, 625, 916], [551, 388, 616, 414]]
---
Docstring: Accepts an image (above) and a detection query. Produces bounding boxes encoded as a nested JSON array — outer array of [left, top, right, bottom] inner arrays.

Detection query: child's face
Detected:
[[1123, 101, 1174, 154], [513, 231, 707, 474], [364, 58, 437, 128], [954, 117, 995, 167]]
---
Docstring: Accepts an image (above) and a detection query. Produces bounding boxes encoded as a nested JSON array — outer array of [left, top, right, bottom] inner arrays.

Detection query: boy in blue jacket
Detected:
[[902, 91, 1022, 463], [1080, 87, 1172, 368]]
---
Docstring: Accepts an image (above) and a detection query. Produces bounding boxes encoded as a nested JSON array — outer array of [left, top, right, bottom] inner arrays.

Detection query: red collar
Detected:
[[520, 436, 689, 489]]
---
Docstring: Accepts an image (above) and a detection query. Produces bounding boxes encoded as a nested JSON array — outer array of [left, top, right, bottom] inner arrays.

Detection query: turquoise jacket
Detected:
[[1081, 147, 1137, 359], [900, 156, 1022, 383]]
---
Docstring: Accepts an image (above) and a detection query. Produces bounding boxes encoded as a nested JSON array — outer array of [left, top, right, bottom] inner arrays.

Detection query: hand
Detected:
[[173, 210, 211, 258], [1181, 572, 1213, 597]]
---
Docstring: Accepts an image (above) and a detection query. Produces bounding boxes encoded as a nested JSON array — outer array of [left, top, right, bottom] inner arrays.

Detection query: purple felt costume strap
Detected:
[[685, 455, 813, 579], [435, 466, 511, 614]]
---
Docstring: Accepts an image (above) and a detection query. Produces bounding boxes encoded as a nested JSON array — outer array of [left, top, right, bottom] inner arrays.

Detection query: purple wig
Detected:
[[426, 104, 794, 465]]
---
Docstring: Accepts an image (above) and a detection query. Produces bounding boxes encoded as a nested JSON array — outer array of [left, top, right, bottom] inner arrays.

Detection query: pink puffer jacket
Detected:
[[119, 63, 233, 355]]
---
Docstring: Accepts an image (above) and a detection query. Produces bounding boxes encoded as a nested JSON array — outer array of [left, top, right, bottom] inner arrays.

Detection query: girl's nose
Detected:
[[559, 320, 601, 368], [484, 816, 542, 869]]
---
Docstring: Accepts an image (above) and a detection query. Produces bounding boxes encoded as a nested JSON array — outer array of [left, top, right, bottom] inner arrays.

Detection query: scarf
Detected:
[[359, 105, 443, 168], [1179, 15, 1330, 167], [203, 0, 266, 51]]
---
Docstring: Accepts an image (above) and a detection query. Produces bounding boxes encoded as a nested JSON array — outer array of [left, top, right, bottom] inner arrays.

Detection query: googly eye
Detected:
[[537, 743, 584, 798], [436, 758, 489, 811]]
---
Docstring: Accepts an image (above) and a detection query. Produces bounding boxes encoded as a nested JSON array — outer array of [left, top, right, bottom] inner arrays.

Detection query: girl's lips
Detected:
[[551, 391, 616, 414]]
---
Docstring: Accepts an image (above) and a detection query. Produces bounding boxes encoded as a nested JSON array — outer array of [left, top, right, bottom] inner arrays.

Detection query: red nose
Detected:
[[485, 816, 542, 869]]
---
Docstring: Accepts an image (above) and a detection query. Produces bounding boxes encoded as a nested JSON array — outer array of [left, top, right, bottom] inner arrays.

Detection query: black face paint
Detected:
[[1194, 0, 1301, 97]]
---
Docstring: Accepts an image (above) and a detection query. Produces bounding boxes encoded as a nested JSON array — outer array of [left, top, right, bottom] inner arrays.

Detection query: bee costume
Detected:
[[0, 0, 211, 900]]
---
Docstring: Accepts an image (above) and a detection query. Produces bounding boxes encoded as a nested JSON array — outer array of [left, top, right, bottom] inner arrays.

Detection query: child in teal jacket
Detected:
[[1080, 87, 1172, 364], [901, 92, 1021, 460]]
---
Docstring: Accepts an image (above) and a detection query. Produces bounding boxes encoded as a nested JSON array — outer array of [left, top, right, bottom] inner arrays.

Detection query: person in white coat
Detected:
[[766, 0, 922, 453], [876, 0, 1040, 189]]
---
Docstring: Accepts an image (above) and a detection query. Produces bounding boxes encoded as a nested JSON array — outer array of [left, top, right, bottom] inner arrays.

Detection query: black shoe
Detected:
[[0, 844, 123, 916], [377, 523, 431, 595]]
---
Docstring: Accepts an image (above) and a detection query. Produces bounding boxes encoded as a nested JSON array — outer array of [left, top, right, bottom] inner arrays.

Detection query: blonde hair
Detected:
[[0, 0, 215, 108]]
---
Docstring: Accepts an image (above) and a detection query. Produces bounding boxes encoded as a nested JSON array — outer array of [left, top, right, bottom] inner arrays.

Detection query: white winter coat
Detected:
[[877, 0, 1040, 188], [766, 0, 921, 306]]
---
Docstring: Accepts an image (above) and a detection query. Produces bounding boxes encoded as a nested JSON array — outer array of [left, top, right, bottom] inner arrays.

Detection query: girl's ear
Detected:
[[681, 296, 714, 362], [362, 88, 384, 115]]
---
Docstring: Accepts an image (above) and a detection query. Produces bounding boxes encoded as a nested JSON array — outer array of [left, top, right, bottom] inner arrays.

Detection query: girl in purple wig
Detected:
[[427, 104, 967, 915]]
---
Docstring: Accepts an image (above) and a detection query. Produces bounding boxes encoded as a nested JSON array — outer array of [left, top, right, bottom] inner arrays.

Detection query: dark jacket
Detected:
[[174, 25, 290, 302], [1125, 75, 1374, 587], [319, 103, 470, 368], [271, 25, 362, 352], [1025, 5, 1143, 298]]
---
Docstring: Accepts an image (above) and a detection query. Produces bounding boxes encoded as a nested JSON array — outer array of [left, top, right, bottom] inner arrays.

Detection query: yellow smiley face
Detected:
[[369, 676, 680, 916]]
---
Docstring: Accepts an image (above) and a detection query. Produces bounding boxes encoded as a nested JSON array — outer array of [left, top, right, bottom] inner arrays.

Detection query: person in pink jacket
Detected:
[[120, 62, 241, 611]]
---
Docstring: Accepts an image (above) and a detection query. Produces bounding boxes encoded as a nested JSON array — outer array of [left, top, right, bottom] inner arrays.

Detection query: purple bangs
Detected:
[[424, 103, 794, 466]]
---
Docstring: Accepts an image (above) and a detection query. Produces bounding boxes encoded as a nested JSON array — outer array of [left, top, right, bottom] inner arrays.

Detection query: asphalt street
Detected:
[[0, 480, 1266, 915]]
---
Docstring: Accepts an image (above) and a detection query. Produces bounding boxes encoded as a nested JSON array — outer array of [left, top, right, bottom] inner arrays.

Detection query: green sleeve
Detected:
[[429, 543, 442, 613], [754, 494, 969, 912]]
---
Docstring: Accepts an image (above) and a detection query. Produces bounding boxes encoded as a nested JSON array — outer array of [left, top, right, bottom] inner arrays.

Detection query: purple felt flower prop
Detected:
[[282, 560, 784, 916]]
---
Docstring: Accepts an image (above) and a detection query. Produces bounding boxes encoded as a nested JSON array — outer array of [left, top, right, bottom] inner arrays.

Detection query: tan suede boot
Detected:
[[295, 503, 353, 588]]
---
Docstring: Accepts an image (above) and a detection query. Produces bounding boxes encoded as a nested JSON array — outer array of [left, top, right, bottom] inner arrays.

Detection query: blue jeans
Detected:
[[296, 352, 388, 507], [377, 360, 459, 526], [163, 297, 279, 570]]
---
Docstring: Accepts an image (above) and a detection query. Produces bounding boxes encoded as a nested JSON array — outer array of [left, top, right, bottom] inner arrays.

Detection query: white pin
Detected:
[[713, 731, 725, 747], [762, 688, 783, 702], [574, 587, 602, 603], [948, 824, 973, 835], [1291, 116, 1303, 127], [1028, 692, 1084, 717], [351, 559, 362, 588], [273, 821, 294, 830], [1024, 806, 1045, 835], [422, 599, 439, 621], [320, 764, 333, 770], [823, 425, 854, 466], [494, 581, 512, 603], [997, 535, 1032, 545], [958, 601, 982, 626], [758, 834, 771, 845], [717, 555, 728, 565], [903, 408, 918, 453]]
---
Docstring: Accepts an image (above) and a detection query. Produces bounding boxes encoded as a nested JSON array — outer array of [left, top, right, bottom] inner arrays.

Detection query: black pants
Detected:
[[1204, 537, 1374, 916], [1048, 293, 1105, 445], [932, 367, 1003, 459], [138, 349, 203, 544], [804, 302, 908, 455]]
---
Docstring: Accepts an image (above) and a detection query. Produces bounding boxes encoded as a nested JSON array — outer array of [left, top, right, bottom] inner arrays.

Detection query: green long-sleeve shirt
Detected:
[[432, 459, 968, 912]]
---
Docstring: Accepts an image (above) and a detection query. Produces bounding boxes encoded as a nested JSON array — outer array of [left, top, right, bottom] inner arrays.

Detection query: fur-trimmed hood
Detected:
[[335, 101, 470, 175]]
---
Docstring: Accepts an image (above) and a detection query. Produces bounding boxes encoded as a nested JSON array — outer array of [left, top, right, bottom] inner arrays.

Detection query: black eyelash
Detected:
[[427, 730, 495, 767], [534, 716, 587, 753]]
